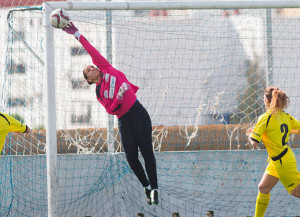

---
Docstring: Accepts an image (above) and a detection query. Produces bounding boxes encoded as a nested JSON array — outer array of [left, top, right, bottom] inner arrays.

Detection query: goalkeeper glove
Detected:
[[62, 22, 81, 40], [117, 82, 130, 101]]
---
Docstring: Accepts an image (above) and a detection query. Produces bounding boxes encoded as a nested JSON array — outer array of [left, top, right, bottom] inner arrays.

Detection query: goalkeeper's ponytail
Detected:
[[264, 86, 289, 114]]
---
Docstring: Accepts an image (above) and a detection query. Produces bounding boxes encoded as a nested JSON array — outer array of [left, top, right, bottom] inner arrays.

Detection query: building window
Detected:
[[71, 104, 91, 124], [8, 63, 26, 74], [71, 47, 87, 56], [8, 98, 25, 107], [71, 79, 89, 89]]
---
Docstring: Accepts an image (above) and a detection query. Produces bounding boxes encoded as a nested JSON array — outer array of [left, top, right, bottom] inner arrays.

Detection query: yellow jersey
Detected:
[[251, 110, 300, 158], [0, 113, 27, 153]]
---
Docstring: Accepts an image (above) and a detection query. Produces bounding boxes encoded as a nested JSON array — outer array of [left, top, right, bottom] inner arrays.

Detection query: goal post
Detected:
[[43, 3, 58, 217]]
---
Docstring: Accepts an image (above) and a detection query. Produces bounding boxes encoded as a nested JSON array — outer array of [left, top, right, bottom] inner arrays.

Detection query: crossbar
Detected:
[[45, 1, 300, 10]]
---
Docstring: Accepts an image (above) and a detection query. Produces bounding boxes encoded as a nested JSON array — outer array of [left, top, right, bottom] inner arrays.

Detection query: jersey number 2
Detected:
[[280, 124, 288, 146]]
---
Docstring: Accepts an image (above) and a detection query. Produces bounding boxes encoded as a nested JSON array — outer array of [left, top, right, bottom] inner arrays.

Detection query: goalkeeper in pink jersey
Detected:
[[62, 22, 158, 205]]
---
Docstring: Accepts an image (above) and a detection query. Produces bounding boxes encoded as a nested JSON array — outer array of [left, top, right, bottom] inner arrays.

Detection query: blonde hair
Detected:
[[264, 86, 289, 114]]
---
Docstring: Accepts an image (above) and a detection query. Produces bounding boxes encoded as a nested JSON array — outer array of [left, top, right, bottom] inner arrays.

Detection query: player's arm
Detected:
[[62, 22, 111, 70], [79, 36, 112, 70], [249, 137, 259, 148], [289, 114, 300, 134], [246, 114, 268, 149], [4, 114, 30, 133], [245, 128, 259, 148]]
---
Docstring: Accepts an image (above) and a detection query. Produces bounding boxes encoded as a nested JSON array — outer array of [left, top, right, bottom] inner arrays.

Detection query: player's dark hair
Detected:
[[264, 86, 289, 114], [83, 70, 93, 85]]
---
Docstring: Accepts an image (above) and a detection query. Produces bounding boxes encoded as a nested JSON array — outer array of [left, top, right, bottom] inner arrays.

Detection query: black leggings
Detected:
[[118, 100, 158, 189]]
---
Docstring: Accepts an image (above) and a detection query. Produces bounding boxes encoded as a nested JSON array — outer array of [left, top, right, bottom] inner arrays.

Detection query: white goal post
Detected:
[[42, 1, 300, 216]]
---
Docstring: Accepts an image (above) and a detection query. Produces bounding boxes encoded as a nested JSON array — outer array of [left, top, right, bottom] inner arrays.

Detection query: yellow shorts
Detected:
[[266, 147, 300, 194]]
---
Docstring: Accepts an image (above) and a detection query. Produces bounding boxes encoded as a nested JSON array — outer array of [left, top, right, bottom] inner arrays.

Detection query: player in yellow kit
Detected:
[[247, 87, 300, 217], [0, 113, 30, 154]]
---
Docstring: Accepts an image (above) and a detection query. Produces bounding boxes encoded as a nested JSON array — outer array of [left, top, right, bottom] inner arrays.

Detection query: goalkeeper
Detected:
[[62, 22, 159, 205], [247, 86, 300, 217], [0, 113, 30, 154]]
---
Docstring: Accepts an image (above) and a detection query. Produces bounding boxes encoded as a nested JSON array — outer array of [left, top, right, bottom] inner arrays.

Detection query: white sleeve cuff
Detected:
[[74, 31, 81, 40]]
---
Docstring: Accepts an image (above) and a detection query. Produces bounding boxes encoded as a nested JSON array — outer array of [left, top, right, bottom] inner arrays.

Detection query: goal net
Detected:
[[1, 1, 300, 216]]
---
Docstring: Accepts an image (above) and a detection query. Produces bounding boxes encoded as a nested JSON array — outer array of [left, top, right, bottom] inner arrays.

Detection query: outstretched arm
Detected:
[[62, 22, 111, 70], [4, 114, 30, 134]]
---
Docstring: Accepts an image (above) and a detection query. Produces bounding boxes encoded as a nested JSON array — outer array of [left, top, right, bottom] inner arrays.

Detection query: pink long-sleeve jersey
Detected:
[[79, 35, 139, 118]]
